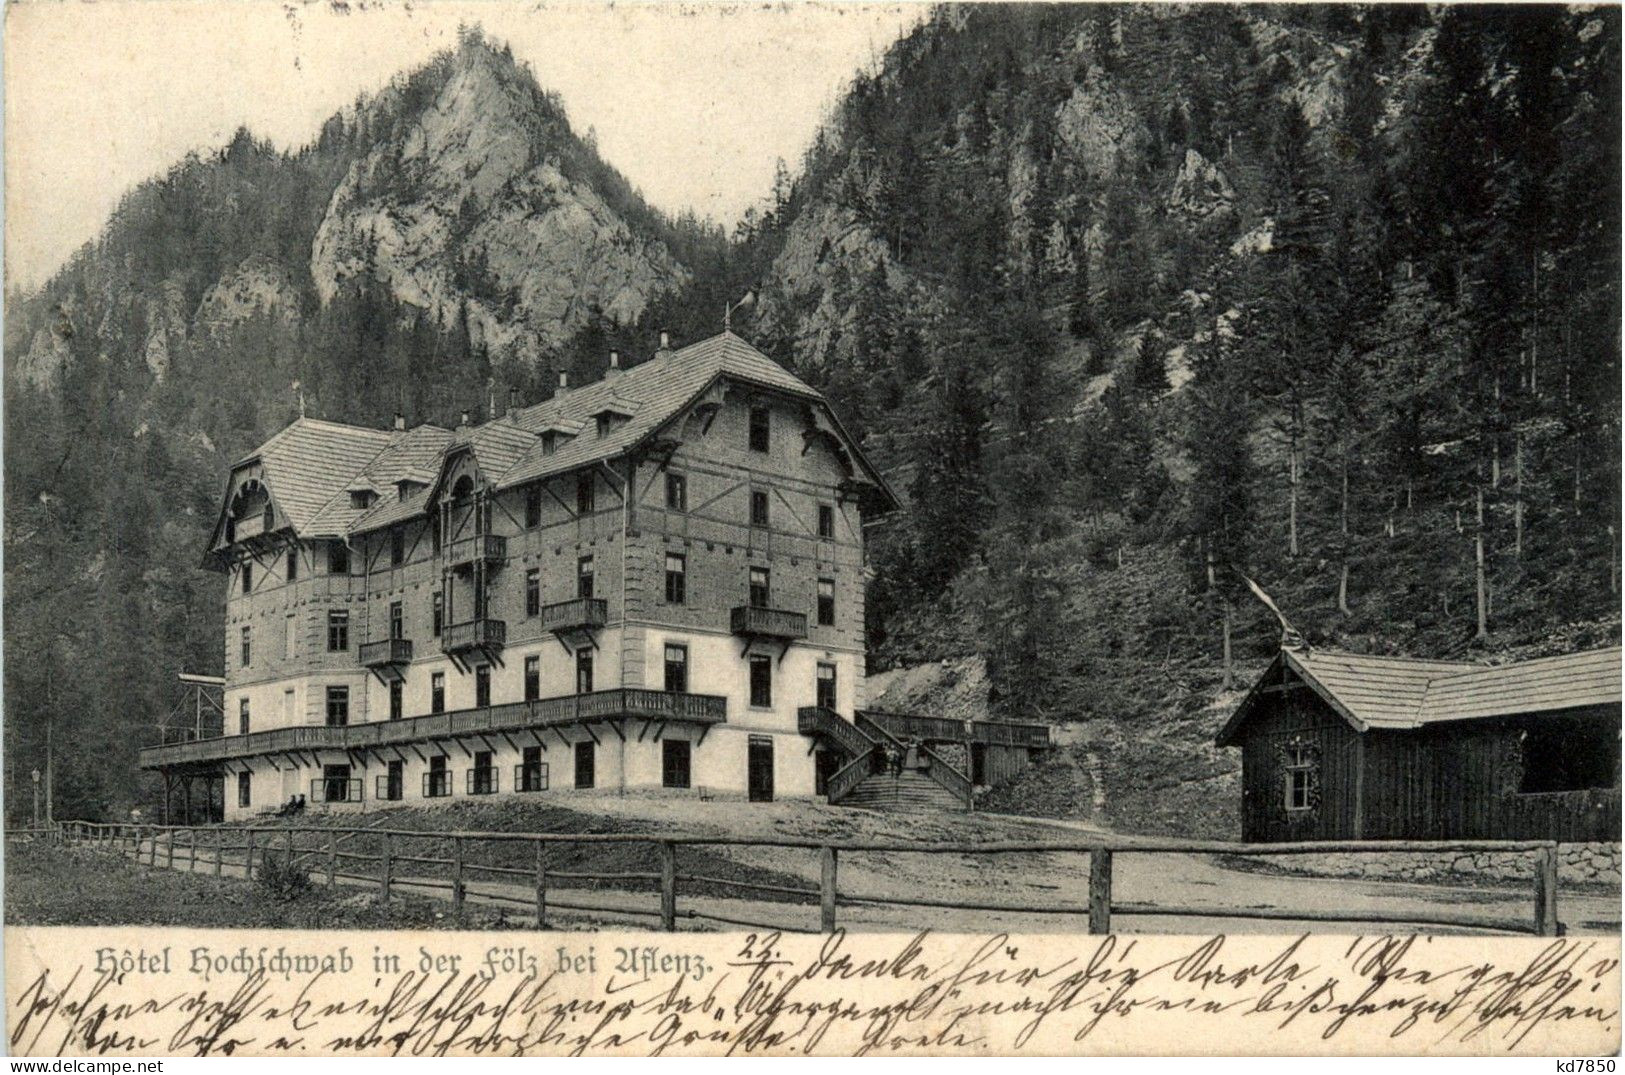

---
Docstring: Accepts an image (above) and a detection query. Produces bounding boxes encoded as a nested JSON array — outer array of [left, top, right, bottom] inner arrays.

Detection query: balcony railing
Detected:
[[309, 778, 363, 804], [730, 605, 808, 641], [797, 706, 875, 759], [858, 710, 969, 743], [968, 720, 1053, 749], [139, 688, 728, 768], [442, 618, 506, 652], [541, 597, 608, 634], [360, 637, 414, 667], [446, 533, 507, 570], [514, 762, 550, 793]]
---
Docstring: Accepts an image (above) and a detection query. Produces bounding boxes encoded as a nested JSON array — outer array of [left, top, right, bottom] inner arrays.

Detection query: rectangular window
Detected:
[[469, 750, 496, 795], [576, 473, 594, 515], [519, 745, 547, 792], [525, 484, 542, 528], [749, 406, 770, 452], [749, 654, 772, 708], [237, 771, 251, 809], [425, 755, 450, 798], [749, 566, 770, 609], [431, 671, 445, 714], [242, 562, 253, 595], [596, 413, 612, 438], [665, 472, 687, 512], [389, 601, 404, 639], [664, 643, 688, 693], [818, 504, 835, 539], [283, 688, 295, 723], [750, 490, 770, 527], [238, 698, 250, 736], [390, 528, 405, 567], [1284, 745, 1316, 811], [327, 610, 349, 652], [432, 591, 444, 636], [284, 613, 296, 660], [431, 519, 441, 555], [475, 665, 491, 708], [662, 739, 692, 789], [389, 678, 403, 721], [574, 741, 595, 789], [287, 548, 299, 582], [578, 556, 594, 599], [526, 569, 541, 617], [328, 542, 350, 575], [576, 648, 594, 694], [817, 578, 836, 627], [524, 655, 540, 702], [816, 662, 837, 711], [325, 686, 349, 727], [382, 760, 403, 801], [665, 553, 686, 604], [240, 626, 251, 667]]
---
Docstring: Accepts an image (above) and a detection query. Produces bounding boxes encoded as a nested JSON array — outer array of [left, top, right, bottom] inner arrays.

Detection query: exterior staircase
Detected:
[[797, 705, 973, 811], [837, 771, 968, 810]]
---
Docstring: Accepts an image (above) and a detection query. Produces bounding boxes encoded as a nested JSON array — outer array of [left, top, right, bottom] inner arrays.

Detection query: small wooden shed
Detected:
[[1217, 645, 1622, 843]]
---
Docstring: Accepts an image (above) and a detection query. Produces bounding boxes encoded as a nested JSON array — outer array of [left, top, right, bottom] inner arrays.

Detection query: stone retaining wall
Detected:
[[1243, 842, 1621, 887]]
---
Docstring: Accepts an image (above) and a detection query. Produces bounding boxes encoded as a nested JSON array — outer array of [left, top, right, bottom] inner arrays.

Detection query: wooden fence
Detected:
[[14, 821, 1571, 937]]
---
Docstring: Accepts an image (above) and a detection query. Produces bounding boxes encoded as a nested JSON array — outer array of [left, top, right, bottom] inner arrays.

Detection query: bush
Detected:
[[255, 851, 312, 902]]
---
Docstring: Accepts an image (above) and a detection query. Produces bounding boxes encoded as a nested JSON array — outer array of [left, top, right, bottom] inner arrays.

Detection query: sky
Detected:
[[3, 0, 925, 293]]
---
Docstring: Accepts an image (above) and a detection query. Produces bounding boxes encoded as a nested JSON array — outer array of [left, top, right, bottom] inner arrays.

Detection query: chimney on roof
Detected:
[[393, 412, 405, 431], [459, 409, 471, 430], [555, 370, 569, 399], [508, 387, 520, 419], [655, 330, 673, 361], [605, 349, 623, 382]]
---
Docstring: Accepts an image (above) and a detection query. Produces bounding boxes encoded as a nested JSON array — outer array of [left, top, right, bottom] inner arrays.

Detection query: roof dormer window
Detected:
[[597, 414, 611, 438], [541, 431, 556, 455], [351, 490, 376, 510]]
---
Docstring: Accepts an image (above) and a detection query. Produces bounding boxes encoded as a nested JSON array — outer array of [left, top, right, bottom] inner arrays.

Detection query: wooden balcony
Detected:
[[446, 533, 507, 571], [138, 688, 728, 769], [541, 597, 608, 634], [730, 605, 808, 641], [442, 618, 506, 653], [360, 637, 413, 667]]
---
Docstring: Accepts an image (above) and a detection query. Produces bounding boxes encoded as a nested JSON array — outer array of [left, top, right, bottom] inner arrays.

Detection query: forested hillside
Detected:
[[4, 7, 1619, 826]]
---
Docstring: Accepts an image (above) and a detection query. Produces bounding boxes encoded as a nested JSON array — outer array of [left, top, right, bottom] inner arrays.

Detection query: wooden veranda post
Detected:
[[1088, 848, 1113, 934], [1534, 844, 1560, 937], [214, 830, 223, 876], [245, 829, 256, 879], [820, 846, 839, 932], [659, 841, 677, 931], [327, 830, 339, 887]]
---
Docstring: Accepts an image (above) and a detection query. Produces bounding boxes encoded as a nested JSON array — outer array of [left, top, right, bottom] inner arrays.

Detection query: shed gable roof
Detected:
[[1218, 645, 1623, 746]]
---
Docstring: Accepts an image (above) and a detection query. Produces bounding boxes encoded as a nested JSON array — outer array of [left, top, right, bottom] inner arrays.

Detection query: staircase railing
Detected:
[[826, 752, 879, 804], [796, 706, 875, 760], [857, 712, 973, 808]]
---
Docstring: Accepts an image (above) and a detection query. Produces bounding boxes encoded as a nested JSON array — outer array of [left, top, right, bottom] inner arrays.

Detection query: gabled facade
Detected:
[[1219, 645, 1623, 842], [144, 331, 910, 819]]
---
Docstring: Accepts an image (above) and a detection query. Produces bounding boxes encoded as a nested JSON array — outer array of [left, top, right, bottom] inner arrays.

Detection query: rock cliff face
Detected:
[[310, 44, 686, 364]]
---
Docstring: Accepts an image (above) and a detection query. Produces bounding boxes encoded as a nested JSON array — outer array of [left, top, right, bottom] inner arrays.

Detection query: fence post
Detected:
[[166, 829, 176, 870], [534, 840, 548, 929], [188, 829, 198, 872], [659, 841, 677, 931], [327, 830, 339, 887], [1088, 848, 1113, 935], [215, 830, 224, 877], [1534, 844, 1560, 937], [380, 832, 393, 905], [452, 837, 465, 915], [245, 829, 256, 879], [820, 846, 839, 932], [148, 826, 158, 866]]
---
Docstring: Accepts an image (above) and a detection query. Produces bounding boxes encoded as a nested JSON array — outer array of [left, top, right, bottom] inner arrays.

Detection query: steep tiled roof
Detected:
[[249, 419, 395, 533], [220, 332, 895, 547], [1219, 645, 1622, 744]]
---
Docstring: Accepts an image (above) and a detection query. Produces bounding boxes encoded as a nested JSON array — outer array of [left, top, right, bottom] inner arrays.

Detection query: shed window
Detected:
[[1519, 722, 1619, 793], [1284, 744, 1316, 811]]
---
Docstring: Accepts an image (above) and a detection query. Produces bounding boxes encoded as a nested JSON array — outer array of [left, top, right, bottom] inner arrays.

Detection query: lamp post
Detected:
[[30, 768, 40, 826]]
